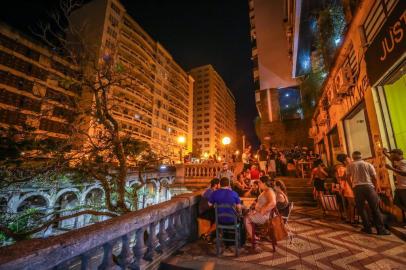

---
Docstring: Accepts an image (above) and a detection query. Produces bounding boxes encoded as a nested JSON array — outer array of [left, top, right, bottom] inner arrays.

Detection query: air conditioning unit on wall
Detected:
[[335, 66, 355, 96]]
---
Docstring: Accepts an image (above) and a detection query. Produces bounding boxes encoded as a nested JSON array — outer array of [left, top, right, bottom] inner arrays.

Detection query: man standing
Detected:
[[347, 151, 390, 235], [217, 163, 234, 185], [257, 145, 269, 173], [268, 147, 277, 178], [384, 148, 406, 222], [242, 147, 251, 171]]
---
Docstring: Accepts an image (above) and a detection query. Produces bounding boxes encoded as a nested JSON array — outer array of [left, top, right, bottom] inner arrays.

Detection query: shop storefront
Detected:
[[365, 0, 405, 217]]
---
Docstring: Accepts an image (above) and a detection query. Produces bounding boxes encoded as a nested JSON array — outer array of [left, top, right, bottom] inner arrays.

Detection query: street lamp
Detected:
[[221, 136, 231, 162], [177, 135, 186, 163]]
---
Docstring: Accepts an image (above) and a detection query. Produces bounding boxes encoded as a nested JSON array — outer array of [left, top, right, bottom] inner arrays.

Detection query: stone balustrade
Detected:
[[0, 192, 201, 270], [173, 163, 240, 190], [184, 163, 226, 178]]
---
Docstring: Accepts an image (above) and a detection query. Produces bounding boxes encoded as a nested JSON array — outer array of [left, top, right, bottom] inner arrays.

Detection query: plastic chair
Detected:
[[320, 194, 343, 218], [214, 203, 241, 257]]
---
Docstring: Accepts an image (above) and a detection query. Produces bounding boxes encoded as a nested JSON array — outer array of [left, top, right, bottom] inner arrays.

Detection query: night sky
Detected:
[[1, 0, 258, 146]]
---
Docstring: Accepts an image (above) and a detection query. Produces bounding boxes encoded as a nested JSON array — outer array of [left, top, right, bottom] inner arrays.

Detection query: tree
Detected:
[[0, 0, 167, 241]]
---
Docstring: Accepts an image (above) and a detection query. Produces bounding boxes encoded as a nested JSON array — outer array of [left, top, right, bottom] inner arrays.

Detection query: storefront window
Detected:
[[384, 73, 406, 151], [344, 105, 373, 158]]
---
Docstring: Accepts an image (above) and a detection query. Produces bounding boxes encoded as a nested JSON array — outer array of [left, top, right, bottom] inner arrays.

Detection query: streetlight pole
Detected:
[[221, 136, 231, 163]]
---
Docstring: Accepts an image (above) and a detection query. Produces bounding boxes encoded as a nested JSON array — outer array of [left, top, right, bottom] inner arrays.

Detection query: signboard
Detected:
[[365, 1, 406, 85]]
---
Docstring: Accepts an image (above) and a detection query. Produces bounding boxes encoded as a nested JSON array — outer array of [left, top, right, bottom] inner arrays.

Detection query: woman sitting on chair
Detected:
[[244, 175, 276, 240], [274, 180, 289, 217]]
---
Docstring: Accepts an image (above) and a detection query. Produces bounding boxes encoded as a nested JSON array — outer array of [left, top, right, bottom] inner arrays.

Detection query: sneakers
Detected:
[[377, 229, 391, 236]]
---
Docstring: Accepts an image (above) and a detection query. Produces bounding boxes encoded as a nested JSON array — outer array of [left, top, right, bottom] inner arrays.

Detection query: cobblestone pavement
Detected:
[[172, 206, 406, 270]]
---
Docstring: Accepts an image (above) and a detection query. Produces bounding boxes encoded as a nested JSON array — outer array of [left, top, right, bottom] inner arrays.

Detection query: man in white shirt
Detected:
[[347, 151, 390, 235], [384, 148, 406, 222]]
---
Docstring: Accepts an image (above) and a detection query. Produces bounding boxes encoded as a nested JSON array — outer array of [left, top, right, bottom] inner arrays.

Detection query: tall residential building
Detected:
[[70, 0, 194, 159], [189, 65, 236, 157], [0, 24, 80, 137], [248, 0, 315, 146]]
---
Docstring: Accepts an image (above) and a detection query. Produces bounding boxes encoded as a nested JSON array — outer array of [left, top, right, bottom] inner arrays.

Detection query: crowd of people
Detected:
[[198, 161, 290, 247], [308, 148, 406, 235], [198, 144, 406, 250], [242, 145, 318, 177]]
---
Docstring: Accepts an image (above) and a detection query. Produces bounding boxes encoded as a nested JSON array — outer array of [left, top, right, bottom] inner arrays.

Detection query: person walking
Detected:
[[384, 148, 406, 222], [257, 145, 269, 174], [335, 154, 355, 224], [347, 151, 390, 235]]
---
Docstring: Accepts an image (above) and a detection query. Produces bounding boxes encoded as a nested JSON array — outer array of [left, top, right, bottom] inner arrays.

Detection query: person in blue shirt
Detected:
[[209, 177, 246, 247], [209, 177, 242, 223], [198, 178, 220, 243]]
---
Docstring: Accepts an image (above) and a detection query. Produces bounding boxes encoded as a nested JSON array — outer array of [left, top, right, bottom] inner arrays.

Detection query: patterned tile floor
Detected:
[[171, 206, 406, 270]]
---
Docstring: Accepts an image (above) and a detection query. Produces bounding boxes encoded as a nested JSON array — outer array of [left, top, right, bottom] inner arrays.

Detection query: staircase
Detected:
[[279, 177, 316, 206]]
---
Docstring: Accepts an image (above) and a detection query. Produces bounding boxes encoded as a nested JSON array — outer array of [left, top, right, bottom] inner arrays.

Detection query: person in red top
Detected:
[[250, 164, 260, 180]]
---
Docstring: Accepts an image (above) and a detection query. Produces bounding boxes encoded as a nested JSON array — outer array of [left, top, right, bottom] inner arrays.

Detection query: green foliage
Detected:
[[300, 70, 326, 118], [316, 4, 346, 70]]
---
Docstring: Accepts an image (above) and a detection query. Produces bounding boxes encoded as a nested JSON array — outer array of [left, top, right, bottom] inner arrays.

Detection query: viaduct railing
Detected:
[[0, 192, 201, 270], [173, 162, 241, 190]]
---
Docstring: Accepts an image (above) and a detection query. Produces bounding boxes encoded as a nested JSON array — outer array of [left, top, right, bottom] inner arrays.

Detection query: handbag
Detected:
[[269, 209, 288, 241]]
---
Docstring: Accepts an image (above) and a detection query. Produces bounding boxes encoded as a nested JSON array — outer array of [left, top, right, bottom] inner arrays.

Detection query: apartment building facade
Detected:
[[310, 0, 405, 219], [248, 0, 314, 147], [0, 24, 80, 138], [189, 65, 236, 157], [70, 0, 194, 160]]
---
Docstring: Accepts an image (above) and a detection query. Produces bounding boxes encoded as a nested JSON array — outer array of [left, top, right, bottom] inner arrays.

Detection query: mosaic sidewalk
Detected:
[[169, 206, 406, 270]]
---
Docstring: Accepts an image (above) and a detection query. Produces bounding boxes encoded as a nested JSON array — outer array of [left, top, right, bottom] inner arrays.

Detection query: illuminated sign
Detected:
[[365, 1, 406, 85]]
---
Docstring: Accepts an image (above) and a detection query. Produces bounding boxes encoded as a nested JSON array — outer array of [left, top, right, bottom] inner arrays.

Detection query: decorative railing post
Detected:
[[98, 241, 116, 270], [180, 208, 190, 238], [132, 227, 147, 269], [80, 250, 92, 270], [157, 217, 169, 252], [117, 233, 133, 268], [174, 212, 185, 241], [166, 213, 179, 242], [144, 222, 159, 261]]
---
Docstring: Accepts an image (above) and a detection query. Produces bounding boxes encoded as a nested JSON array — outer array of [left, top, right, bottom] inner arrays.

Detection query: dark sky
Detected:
[[1, 0, 259, 147]]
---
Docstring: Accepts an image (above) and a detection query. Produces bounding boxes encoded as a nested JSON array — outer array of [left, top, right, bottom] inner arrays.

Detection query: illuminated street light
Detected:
[[222, 136, 231, 162], [177, 135, 186, 144], [222, 136, 231, 145], [177, 135, 186, 163]]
